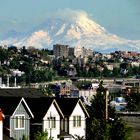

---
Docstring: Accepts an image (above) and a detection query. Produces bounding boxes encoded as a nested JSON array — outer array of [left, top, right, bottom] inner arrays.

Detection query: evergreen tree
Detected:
[[86, 81, 132, 140]]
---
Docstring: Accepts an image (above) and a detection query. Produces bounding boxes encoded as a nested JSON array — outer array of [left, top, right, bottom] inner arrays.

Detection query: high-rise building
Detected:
[[74, 46, 93, 58], [68, 47, 75, 56], [53, 44, 69, 58]]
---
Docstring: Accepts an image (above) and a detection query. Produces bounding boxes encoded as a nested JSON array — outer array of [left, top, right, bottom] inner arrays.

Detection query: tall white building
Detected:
[[74, 46, 84, 58], [74, 46, 93, 58]]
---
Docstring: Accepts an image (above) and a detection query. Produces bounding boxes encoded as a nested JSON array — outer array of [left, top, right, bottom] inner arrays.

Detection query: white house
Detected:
[[26, 98, 64, 140], [56, 98, 89, 140], [43, 100, 64, 140]]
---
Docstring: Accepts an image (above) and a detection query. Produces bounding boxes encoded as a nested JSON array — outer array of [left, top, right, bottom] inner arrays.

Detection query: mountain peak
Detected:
[[0, 10, 140, 52]]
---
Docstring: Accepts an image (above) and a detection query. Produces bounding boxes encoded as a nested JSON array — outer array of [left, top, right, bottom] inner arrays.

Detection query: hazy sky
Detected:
[[0, 0, 140, 39]]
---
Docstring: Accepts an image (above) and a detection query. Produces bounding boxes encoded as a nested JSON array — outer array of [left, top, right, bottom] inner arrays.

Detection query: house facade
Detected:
[[43, 100, 64, 140], [0, 97, 33, 140], [1, 95, 89, 140], [26, 98, 64, 140], [69, 102, 87, 138], [57, 98, 89, 140]]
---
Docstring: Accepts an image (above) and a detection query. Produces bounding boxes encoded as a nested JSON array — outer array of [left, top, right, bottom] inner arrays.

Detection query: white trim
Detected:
[[11, 97, 34, 118], [78, 99, 90, 118], [22, 98, 34, 118], [53, 100, 64, 118], [69, 99, 89, 117]]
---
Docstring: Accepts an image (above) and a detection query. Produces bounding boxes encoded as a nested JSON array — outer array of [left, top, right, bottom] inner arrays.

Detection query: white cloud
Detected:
[[46, 9, 92, 22]]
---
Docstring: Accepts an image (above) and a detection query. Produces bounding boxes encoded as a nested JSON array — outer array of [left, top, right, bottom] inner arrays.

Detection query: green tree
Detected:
[[112, 67, 120, 77], [22, 135, 28, 140], [72, 134, 85, 140], [86, 81, 132, 140], [34, 131, 50, 140], [0, 48, 8, 63], [125, 90, 140, 111], [102, 67, 111, 77]]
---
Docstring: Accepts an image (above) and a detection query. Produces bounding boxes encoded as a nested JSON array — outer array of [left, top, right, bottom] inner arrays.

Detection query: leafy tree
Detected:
[[111, 67, 120, 77], [86, 81, 132, 140], [72, 134, 85, 140], [120, 63, 129, 70], [132, 66, 140, 76], [22, 135, 28, 140], [34, 131, 50, 140], [39, 85, 54, 97], [125, 89, 140, 111], [102, 67, 111, 77], [0, 48, 8, 63], [8, 45, 18, 54]]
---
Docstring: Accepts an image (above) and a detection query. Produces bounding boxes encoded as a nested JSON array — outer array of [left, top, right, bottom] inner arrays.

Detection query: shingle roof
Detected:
[[56, 98, 80, 116], [0, 97, 23, 116], [56, 97, 89, 117], [25, 98, 55, 121], [0, 88, 46, 98]]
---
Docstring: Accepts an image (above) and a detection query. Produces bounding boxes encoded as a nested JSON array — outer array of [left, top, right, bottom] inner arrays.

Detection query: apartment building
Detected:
[[53, 44, 69, 58]]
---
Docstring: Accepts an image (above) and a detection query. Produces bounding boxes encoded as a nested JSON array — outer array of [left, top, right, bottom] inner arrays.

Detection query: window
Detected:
[[48, 117, 56, 128], [14, 115, 25, 129], [73, 116, 81, 127]]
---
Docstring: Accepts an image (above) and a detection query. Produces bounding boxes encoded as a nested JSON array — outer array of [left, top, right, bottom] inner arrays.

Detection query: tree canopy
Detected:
[[125, 88, 140, 111], [86, 81, 132, 140]]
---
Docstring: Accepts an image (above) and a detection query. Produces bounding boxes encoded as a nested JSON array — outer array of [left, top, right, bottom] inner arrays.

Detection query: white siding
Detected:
[[69, 103, 86, 139], [43, 103, 60, 140]]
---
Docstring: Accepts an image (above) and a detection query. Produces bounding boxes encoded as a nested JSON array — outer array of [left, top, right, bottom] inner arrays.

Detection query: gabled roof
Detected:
[[0, 97, 34, 118], [0, 88, 46, 98], [56, 98, 89, 117], [25, 97, 64, 122], [12, 98, 34, 118]]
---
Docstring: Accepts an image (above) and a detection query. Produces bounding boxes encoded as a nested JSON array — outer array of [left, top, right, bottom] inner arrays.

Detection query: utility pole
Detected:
[[105, 90, 109, 121]]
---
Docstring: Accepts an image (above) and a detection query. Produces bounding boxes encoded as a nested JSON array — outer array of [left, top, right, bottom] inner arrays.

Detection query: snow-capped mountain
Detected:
[[0, 11, 140, 53]]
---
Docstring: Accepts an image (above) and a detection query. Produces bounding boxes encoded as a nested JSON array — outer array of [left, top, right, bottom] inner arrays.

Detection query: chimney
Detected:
[[0, 109, 4, 140]]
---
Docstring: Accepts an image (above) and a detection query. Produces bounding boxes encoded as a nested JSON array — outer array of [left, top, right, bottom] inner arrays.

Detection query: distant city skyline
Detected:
[[0, 0, 140, 40]]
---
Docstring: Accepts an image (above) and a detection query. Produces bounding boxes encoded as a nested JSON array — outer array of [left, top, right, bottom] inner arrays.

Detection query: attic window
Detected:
[[14, 115, 25, 130], [73, 116, 81, 127], [47, 117, 56, 128]]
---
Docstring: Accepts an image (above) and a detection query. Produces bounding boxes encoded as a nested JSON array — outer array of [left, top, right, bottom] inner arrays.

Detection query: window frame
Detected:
[[14, 114, 25, 130], [73, 115, 81, 128], [47, 116, 56, 129]]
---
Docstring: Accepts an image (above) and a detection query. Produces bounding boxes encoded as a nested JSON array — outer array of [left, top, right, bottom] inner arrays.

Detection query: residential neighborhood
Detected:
[[1, 0, 140, 139], [0, 45, 140, 140], [0, 89, 89, 140]]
